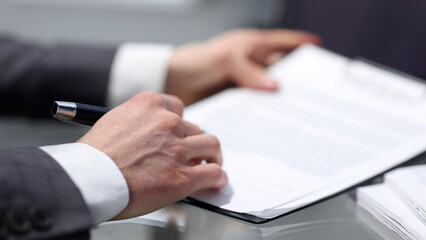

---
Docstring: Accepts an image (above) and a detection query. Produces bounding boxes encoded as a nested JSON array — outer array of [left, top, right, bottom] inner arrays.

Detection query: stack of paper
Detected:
[[386, 165, 426, 225], [357, 166, 426, 240]]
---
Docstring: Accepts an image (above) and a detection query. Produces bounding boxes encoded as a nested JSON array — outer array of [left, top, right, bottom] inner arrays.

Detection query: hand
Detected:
[[78, 92, 227, 220], [165, 29, 321, 105]]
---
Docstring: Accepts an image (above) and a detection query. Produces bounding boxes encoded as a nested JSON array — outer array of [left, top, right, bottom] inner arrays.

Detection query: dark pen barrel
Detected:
[[73, 103, 110, 126]]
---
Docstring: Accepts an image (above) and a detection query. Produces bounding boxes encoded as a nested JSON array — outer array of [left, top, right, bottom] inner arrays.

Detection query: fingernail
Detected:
[[262, 76, 279, 90], [301, 34, 322, 45]]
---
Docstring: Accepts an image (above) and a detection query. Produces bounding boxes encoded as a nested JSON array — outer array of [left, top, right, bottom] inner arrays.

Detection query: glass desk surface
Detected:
[[1, 117, 422, 240]]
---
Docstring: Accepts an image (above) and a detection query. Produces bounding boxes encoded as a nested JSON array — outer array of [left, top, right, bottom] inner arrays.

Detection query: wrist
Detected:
[[164, 42, 230, 104], [40, 143, 129, 224], [108, 43, 173, 106]]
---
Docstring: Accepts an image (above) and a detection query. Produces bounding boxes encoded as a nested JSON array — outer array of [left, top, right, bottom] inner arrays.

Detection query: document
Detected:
[[184, 45, 426, 221]]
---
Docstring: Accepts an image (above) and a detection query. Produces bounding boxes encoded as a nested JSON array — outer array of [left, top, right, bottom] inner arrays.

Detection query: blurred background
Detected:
[[0, 0, 425, 80], [1, 0, 425, 239], [0, 0, 285, 45]]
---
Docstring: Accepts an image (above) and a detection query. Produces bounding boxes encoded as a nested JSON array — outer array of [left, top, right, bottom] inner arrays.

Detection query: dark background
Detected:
[[282, 0, 426, 80]]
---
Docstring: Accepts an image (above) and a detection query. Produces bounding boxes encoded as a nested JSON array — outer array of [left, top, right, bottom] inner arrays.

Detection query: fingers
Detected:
[[136, 92, 202, 137], [182, 127, 227, 191], [227, 29, 321, 91], [156, 94, 201, 136], [183, 120, 203, 137], [182, 133, 228, 191], [190, 163, 228, 190], [260, 29, 322, 51], [265, 52, 287, 66], [184, 134, 223, 166], [160, 94, 185, 117], [231, 54, 279, 91]]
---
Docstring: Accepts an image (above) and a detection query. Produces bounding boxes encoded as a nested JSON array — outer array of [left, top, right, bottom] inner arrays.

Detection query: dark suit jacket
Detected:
[[0, 36, 117, 239], [0, 36, 116, 118]]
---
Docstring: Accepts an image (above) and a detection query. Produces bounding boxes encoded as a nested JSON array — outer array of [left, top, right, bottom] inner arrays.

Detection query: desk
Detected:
[[93, 194, 380, 240], [1, 117, 422, 240]]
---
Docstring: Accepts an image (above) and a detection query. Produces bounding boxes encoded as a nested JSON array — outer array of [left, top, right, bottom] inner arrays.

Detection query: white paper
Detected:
[[357, 184, 426, 240], [386, 165, 426, 225], [185, 45, 426, 219]]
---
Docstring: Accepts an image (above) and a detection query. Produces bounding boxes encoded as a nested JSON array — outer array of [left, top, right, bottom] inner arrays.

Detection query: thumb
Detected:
[[230, 57, 279, 91]]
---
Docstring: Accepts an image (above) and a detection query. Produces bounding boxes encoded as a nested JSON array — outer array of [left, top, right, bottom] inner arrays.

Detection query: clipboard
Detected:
[[181, 151, 426, 224], [180, 45, 426, 224]]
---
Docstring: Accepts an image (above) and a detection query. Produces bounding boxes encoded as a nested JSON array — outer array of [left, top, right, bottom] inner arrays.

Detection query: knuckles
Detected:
[[131, 92, 186, 133], [169, 140, 186, 160], [132, 92, 185, 117], [156, 111, 183, 133], [160, 166, 194, 197], [169, 95, 185, 110], [176, 167, 194, 193], [133, 91, 163, 106]]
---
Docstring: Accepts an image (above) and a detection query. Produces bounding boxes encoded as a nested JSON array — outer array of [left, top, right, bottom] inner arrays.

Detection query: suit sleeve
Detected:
[[0, 147, 93, 240], [0, 36, 117, 118]]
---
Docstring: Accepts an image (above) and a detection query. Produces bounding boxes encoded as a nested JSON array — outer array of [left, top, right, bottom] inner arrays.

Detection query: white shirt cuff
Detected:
[[108, 43, 174, 107], [40, 143, 129, 225]]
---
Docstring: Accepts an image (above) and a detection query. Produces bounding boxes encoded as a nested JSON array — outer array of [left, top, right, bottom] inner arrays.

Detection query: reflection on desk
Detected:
[[92, 194, 380, 240]]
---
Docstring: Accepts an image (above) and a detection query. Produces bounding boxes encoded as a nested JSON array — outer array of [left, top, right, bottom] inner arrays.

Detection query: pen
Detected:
[[52, 101, 110, 126]]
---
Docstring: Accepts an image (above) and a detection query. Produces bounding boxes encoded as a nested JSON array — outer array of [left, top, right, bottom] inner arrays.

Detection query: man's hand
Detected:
[[78, 91, 227, 220], [165, 29, 321, 105]]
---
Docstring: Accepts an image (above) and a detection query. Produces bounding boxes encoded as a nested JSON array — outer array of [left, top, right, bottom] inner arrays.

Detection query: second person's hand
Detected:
[[165, 29, 321, 105]]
